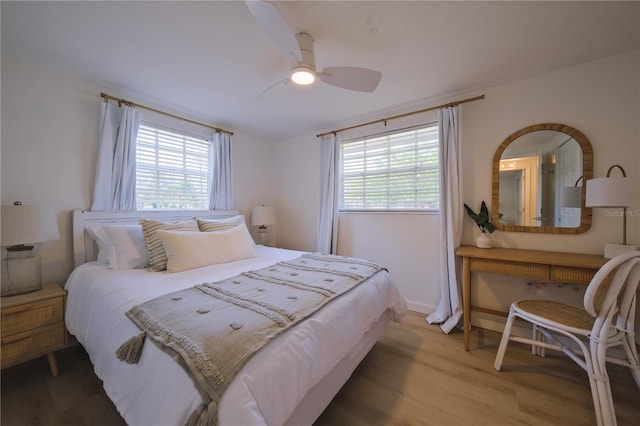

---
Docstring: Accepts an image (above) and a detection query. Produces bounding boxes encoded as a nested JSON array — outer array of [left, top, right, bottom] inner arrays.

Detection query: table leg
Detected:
[[462, 256, 471, 351], [46, 352, 59, 377]]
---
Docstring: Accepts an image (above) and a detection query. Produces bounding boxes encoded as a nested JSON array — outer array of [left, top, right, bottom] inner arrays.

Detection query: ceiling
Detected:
[[2, 1, 639, 142]]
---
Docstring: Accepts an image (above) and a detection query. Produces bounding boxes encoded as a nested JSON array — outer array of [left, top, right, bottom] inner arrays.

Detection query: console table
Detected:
[[456, 245, 607, 351]]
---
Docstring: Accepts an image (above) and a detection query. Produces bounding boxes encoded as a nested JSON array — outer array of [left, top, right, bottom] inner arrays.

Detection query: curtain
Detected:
[[317, 133, 340, 254], [91, 101, 140, 211], [427, 106, 464, 333], [209, 132, 234, 210]]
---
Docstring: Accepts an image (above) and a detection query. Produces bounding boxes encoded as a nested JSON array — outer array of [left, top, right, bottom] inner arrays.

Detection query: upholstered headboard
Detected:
[[72, 209, 241, 268]]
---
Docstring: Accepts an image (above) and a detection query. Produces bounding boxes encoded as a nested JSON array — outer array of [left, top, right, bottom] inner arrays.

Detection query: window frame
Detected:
[[338, 122, 440, 213], [135, 121, 212, 211]]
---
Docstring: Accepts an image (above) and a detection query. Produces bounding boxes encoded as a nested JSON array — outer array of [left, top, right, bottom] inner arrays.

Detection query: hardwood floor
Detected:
[[2, 311, 639, 425]]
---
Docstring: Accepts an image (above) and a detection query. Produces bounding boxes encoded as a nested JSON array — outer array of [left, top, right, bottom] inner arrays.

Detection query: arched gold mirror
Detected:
[[491, 123, 593, 234]]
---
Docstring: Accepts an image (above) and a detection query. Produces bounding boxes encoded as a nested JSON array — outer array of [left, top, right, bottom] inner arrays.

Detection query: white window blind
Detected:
[[340, 123, 439, 211], [136, 123, 211, 210]]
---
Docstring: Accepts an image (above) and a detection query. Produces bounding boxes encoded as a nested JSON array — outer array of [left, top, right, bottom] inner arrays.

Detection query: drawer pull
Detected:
[[2, 333, 31, 345], [1, 304, 33, 316]]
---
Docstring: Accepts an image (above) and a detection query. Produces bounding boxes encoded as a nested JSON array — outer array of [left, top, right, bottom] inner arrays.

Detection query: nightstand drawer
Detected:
[[1, 296, 64, 336], [1, 322, 65, 368]]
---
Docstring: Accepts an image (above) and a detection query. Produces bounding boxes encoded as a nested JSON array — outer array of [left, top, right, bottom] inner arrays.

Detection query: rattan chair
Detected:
[[494, 250, 640, 426]]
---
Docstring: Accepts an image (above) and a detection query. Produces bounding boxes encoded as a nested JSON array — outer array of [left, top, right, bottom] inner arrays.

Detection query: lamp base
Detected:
[[603, 243, 639, 259], [1, 255, 42, 297], [256, 226, 271, 247]]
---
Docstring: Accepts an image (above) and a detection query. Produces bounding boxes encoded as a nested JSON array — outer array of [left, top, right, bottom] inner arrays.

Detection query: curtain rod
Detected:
[[316, 94, 485, 138], [100, 92, 233, 136]]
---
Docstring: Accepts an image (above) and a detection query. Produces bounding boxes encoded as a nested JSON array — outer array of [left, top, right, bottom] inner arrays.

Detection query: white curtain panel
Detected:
[[91, 101, 140, 211], [209, 132, 234, 210], [317, 133, 340, 254], [427, 106, 464, 333]]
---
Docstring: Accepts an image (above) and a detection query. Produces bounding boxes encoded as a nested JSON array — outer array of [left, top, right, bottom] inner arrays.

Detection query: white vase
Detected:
[[475, 232, 493, 249]]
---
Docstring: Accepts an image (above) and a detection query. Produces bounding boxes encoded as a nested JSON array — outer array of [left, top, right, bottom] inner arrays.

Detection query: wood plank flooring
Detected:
[[2, 311, 639, 425]]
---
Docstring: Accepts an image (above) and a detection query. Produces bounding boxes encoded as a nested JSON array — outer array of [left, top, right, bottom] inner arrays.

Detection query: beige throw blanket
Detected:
[[116, 253, 386, 426]]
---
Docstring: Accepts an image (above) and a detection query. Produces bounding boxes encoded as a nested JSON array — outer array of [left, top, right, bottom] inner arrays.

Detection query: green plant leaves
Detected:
[[464, 200, 496, 233]]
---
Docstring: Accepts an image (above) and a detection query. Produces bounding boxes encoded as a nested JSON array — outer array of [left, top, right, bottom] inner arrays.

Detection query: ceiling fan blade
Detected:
[[245, 0, 302, 62], [319, 67, 382, 92], [257, 77, 290, 99]]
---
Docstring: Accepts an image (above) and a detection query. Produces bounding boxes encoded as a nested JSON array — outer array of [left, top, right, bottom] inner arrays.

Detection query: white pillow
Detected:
[[86, 226, 109, 265], [90, 225, 149, 269], [157, 224, 257, 273]]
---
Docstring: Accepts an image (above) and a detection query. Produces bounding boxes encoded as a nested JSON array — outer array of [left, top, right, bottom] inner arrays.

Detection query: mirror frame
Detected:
[[491, 123, 593, 234]]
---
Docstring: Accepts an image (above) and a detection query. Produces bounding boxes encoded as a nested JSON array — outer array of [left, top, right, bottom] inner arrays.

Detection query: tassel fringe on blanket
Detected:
[[116, 332, 147, 364]]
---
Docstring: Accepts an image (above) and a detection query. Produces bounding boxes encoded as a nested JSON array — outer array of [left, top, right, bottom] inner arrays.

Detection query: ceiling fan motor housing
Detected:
[[295, 32, 316, 71]]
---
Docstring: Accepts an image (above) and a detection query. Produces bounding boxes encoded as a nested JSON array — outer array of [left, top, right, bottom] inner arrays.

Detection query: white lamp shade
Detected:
[[559, 186, 582, 208], [251, 206, 276, 226], [1, 204, 60, 247], [585, 177, 632, 208]]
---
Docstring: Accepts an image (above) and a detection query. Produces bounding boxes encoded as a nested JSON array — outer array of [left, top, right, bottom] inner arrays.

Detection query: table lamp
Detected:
[[1, 202, 60, 296], [559, 176, 583, 208], [585, 164, 636, 258], [251, 205, 276, 246]]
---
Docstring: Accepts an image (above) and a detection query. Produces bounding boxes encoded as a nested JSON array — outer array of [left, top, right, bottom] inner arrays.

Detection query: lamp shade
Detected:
[[1, 204, 60, 247], [585, 177, 632, 208], [559, 186, 583, 208], [251, 205, 276, 227]]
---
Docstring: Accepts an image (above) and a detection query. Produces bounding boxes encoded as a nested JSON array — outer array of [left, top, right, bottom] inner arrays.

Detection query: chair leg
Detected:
[[494, 309, 517, 371], [531, 324, 546, 357], [620, 334, 640, 389], [581, 346, 606, 426], [593, 364, 617, 425], [591, 338, 617, 426]]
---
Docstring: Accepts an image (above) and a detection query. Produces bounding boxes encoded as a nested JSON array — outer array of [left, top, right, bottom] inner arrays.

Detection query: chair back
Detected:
[[583, 251, 640, 336]]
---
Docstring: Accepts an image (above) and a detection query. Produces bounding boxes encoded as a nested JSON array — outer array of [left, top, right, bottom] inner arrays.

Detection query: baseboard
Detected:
[[404, 300, 435, 315], [470, 310, 532, 338]]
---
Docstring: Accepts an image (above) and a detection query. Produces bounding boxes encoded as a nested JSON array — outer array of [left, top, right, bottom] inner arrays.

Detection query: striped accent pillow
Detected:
[[140, 218, 199, 272], [196, 216, 242, 232]]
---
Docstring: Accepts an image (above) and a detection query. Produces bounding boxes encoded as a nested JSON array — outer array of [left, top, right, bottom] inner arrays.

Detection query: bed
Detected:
[[65, 209, 407, 425]]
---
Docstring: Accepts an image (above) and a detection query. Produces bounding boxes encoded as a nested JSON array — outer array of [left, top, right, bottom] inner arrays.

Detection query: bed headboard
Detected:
[[72, 209, 241, 268]]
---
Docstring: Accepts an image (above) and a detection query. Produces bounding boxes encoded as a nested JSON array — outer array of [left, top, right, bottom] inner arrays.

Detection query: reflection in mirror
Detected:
[[492, 124, 593, 234]]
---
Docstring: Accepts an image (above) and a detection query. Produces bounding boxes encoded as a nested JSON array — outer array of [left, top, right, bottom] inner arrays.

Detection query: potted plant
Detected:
[[464, 201, 496, 248]]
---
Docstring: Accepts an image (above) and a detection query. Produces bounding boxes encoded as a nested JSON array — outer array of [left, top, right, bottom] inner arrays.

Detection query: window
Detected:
[[136, 123, 211, 210], [340, 123, 439, 211]]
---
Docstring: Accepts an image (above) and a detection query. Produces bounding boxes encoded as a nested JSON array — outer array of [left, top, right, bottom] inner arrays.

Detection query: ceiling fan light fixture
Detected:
[[290, 66, 316, 85]]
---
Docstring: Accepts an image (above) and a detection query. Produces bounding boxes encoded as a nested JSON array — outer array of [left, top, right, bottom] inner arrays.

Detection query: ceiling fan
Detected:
[[246, 0, 382, 93]]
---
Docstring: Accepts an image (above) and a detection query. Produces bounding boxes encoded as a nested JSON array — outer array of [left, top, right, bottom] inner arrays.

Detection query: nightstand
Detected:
[[1, 283, 67, 376]]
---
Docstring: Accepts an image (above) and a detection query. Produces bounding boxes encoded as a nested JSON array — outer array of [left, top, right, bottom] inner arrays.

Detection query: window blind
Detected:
[[340, 123, 439, 211], [136, 123, 211, 210]]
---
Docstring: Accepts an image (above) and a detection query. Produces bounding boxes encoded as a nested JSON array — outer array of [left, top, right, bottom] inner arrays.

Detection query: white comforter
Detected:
[[65, 246, 407, 425]]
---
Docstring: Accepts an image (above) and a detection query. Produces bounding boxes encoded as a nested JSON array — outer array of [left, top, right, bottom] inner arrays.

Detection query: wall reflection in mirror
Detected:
[[492, 124, 593, 234]]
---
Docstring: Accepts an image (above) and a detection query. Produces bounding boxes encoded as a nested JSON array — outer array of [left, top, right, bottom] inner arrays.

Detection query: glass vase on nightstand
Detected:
[[257, 226, 270, 246], [1, 251, 42, 296]]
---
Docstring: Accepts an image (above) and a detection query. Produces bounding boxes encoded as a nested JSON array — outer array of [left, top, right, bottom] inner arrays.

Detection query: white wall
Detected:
[[273, 50, 640, 325], [1, 55, 276, 285]]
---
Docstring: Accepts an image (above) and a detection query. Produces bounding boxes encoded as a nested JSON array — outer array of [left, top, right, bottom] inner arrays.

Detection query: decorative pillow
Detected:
[[89, 225, 149, 269], [156, 224, 257, 273], [196, 216, 242, 232], [140, 218, 199, 272]]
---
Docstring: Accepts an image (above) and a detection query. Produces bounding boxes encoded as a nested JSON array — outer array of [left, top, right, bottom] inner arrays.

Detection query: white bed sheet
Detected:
[[65, 246, 407, 425]]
